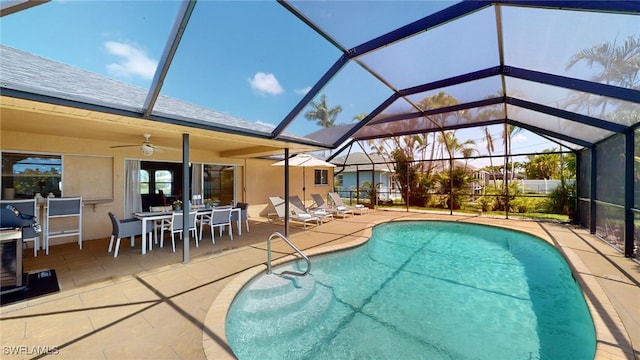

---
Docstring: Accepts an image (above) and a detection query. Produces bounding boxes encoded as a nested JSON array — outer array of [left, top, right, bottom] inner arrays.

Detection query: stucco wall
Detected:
[[243, 158, 334, 218], [1, 130, 246, 245], [1, 129, 334, 245]]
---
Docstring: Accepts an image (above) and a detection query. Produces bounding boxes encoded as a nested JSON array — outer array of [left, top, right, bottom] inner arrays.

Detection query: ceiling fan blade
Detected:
[[110, 144, 139, 148]]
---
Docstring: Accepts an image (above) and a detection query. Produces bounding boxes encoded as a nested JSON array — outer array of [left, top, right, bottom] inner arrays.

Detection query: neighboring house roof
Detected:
[[332, 152, 395, 173], [0, 45, 316, 144]]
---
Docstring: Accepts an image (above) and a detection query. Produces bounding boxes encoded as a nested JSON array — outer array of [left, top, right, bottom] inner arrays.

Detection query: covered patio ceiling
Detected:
[[0, 0, 638, 156]]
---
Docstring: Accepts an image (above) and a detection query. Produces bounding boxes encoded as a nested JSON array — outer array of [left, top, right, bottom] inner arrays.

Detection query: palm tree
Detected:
[[525, 151, 560, 180], [565, 35, 640, 117], [503, 124, 523, 181], [436, 131, 476, 164], [416, 92, 464, 175], [475, 95, 504, 189], [483, 126, 498, 189], [304, 94, 343, 128], [352, 113, 368, 122]]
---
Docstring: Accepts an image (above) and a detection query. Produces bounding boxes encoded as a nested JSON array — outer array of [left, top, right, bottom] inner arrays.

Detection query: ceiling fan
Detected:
[[110, 133, 157, 156]]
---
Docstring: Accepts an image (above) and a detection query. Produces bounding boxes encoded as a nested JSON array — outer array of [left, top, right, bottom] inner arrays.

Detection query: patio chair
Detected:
[[328, 192, 369, 215], [318, 193, 353, 218], [107, 212, 148, 258], [45, 196, 82, 254], [198, 206, 233, 244], [311, 194, 353, 218], [310, 193, 333, 211], [166, 210, 198, 252], [230, 202, 250, 234], [290, 195, 333, 223], [268, 196, 319, 229], [1, 199, 41, 257], [149, 206, 172, 244]]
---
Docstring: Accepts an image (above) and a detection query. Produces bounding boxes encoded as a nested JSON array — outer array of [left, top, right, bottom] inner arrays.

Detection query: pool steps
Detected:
[[230, 269, 336, 341]]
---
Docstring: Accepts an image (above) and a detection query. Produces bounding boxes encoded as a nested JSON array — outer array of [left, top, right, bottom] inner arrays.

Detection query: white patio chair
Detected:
[[328, 192, 365, 216], [290, 195, 333, 223], [199, 206, 233, 244], [166, 210, 198, 252], [268, 196, 319, 229], [149, 206, 172, 245]]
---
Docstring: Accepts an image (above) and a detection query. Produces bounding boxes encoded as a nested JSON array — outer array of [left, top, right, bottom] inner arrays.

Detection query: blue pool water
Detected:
[[226, 221, 595, 359]]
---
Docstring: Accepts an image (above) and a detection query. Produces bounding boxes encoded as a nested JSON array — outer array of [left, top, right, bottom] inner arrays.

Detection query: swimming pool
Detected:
[[226, 221, 595, 359]]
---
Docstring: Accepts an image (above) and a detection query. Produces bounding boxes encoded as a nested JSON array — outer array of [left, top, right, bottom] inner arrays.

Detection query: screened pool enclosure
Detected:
[[1, 1, 638, 258]]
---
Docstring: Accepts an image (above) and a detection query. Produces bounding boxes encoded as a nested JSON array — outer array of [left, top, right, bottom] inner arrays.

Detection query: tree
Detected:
[[304, 94, 343, 128], [435, 165, 472, 210], [352, 113, 368, 122], [390, 148, 432, 206], [416, 92, 467, 176], [524, 151, 561, 180], [565, 35, 640, 117], [436, 131, 476, 168], [504, 124, 523, 181]]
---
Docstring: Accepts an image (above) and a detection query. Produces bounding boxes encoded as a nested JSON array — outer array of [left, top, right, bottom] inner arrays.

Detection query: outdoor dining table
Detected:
[[133, 206, 240, 255]]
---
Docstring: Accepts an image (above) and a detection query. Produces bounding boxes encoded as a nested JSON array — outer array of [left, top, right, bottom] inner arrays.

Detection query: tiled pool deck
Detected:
[[1, 210, 638, 359]]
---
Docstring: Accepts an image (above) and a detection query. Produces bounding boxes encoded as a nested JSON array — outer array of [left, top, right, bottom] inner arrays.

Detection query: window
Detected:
[[314, 169, 328, 185], [139, 162, 179, 196], [335, 173, 343, 187], [155, 170, 172, 194], [1, 152, 62, 198], [140, 169, 150, 194]]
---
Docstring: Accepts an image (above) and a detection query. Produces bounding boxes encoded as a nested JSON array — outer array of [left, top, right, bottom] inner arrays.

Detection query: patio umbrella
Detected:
[[272, 154, 336, 204]]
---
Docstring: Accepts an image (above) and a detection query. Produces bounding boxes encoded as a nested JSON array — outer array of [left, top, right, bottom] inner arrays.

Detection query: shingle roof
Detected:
[[0, 45, 314, 142]]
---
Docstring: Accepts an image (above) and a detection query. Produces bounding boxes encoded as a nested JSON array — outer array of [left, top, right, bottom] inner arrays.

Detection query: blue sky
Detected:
[[1, 1, 637, 168]]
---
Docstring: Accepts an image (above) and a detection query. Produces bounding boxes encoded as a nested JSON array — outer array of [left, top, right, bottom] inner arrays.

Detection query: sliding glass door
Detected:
[[203, 164, 235, 206]]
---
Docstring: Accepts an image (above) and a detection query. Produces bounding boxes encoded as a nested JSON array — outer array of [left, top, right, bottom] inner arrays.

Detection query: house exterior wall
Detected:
[[2, 129, 302, 246], [336, 170, 393, 199], [244, 158, 334, 216]]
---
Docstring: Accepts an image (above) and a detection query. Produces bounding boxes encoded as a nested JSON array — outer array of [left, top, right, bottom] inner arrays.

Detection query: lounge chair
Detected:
[[328, 192, 369, 215], [310, 193, 352, 218], [290, 195, 333, 223], [268, 196, 320, 229]]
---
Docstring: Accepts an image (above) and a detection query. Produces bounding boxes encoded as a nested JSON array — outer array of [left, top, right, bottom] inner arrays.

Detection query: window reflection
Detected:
[[203, 165, 234, 205], [1, 152, 62, 199]]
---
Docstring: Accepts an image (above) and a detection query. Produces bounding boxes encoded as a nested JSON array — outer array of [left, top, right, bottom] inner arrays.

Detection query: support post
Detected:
[[504, 123, 509, 220], [624, 131, 634, 257], [284, 148, 290, 238], [590, 147, 597, 234], [182, 133, 190, 264]]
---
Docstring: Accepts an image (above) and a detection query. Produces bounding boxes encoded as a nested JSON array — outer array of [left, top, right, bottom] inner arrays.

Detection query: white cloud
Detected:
[[294, 86, 312, 95], [512, 133, 527, 142], [249, 72, 283, 96], [104, 41, 157, 80]]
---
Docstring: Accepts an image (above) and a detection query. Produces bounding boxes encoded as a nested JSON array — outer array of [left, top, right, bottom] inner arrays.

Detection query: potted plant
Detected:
[[172, 200, 183, 211], [204, 198, 215, 208]]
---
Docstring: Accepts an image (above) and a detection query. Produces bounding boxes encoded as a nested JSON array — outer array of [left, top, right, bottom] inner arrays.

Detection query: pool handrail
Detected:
[[267, 232, 311, 277]]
